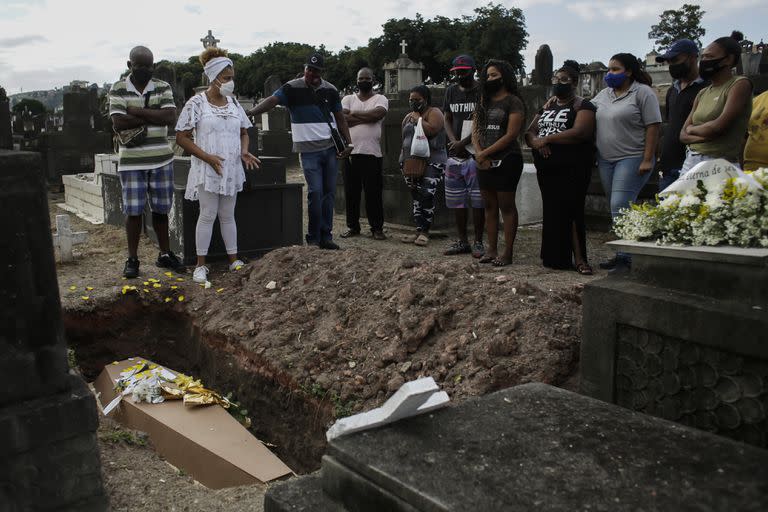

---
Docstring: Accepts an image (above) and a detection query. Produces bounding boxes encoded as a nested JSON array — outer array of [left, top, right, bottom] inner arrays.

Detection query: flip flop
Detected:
[[414, 233, 429, 246], [492, 257, 512, 267], [479, 255, 496, 264], [400, 234, 418, 243]]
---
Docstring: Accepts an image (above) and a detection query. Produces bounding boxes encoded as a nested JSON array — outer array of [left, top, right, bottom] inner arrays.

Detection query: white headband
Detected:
[[204, 56, 233, 82]]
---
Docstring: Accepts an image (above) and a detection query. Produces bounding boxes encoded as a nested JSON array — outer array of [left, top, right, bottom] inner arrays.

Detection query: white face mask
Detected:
[[218, 79, 235, 97]]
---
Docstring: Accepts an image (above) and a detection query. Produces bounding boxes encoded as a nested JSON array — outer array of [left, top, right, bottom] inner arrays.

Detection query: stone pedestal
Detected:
[[383, 55, 424, 95], [582, 241, 768, 447], [0, 150, 107, 511], [265, 383, 768, 511]]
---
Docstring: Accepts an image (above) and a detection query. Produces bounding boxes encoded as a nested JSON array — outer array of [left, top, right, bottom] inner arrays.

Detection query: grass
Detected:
[[99, 428, 147, 447]]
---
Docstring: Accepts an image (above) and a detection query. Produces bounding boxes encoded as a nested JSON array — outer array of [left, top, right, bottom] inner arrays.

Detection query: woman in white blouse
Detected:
[[176, 48, 260, 283]]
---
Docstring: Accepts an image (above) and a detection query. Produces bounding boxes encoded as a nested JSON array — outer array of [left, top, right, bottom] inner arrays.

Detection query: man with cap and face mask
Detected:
[[442, 54, 485, 258], [654, 39, 707, 191], [109, 45, 182, 279], [248, 51, 353, 250]]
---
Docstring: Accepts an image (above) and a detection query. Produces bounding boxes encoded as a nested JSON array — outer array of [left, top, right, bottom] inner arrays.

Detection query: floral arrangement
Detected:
[[615, 166, 768, 247], [110, 360, 251, 427]]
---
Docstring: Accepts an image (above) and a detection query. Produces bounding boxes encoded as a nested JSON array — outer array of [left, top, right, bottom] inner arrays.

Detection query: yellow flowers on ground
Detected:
[[81, 296, 90, 300], [164, 272, 173, 277], [69, 285, 77, 291], [216, 288, 224, 293], [164, 297, 172, 303], [178, 296, 185, 302], [176, 278, 185, 282], [170, 285, 178, 290], [153, 283, 162, 289], [86, 286, 94, 291]]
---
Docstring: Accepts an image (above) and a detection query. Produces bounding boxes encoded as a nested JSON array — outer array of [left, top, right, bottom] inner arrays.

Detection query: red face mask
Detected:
[[304, 68, 322, 87]]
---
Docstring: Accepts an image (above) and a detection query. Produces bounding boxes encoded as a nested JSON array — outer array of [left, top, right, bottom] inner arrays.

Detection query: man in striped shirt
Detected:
[[109, 46, 183, 278], [248, 51, 353, 250]]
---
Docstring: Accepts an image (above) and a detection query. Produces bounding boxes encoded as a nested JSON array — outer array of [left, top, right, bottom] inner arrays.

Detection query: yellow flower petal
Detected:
[[164, 297, 172, 303], [143, 288, 150, 293], [170, 285, 178, 290], [178, 296, 185, 302], [143, 281, 150, 286], [216, 288, 224, 293], [164, 272, 173, 277], [86, 286, 94, 291], [69, 285, 77, 291], [81, 296, 90, 300], [235, 266, 243, 271], [176, 278, 185, 282], [153, 283, 162, 288]]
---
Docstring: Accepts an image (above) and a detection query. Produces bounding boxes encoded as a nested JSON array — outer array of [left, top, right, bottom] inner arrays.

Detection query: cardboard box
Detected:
[[93, 357, 293, 488]]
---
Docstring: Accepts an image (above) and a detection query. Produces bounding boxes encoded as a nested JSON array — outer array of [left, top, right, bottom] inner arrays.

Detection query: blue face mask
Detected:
[[604, 72, 628, 88]]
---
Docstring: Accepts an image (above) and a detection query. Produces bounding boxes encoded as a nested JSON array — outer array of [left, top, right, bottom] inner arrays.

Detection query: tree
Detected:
[[12, 98, 47, 116], [462, 3, 528, 77], [649, 4, 706, 51]]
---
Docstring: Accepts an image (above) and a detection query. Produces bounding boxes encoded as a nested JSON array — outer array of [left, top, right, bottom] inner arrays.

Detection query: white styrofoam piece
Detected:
[[326, 377, 450, 441]]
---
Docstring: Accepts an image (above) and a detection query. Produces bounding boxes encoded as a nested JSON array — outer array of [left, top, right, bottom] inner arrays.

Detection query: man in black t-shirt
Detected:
[[442, 55, 485, 258], [655, 39, 707, 192]]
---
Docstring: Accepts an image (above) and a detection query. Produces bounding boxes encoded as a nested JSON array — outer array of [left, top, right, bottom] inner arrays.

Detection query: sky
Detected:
[[1, 0, 766, 95]]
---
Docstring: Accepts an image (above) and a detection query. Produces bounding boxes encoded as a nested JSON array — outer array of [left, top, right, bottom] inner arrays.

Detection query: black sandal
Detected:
[[492, 257, 512, 267]]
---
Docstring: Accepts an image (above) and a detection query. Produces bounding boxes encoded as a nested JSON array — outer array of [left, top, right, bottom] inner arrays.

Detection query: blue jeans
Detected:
[[658, 169, 680, 193], [597, 155, 651, 220], [300, 146, 338, 244]]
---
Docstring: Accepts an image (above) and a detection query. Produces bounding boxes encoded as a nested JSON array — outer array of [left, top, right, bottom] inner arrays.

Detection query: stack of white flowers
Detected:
[[615, 164, 768, 247]]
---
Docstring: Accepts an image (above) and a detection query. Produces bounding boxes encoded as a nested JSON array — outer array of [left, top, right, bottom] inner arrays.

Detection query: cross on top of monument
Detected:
[[400, 40, 408, 55], [201, 30, 220, 49]]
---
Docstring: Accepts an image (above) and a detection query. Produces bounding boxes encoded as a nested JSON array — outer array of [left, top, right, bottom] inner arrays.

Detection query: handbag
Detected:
[[403, 157, 427, 178], [113, 92, 151, 150], [312, 89, 348, 153]]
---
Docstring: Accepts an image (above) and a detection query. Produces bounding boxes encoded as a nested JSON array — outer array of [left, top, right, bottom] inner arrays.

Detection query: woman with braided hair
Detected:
[[471, 59, 526, 267]]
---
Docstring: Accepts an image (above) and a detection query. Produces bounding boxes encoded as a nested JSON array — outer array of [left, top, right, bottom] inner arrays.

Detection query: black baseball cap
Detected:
[[450, 54, 476, 71], [656, 39, 699, 62], [306, 52, 325, 71]]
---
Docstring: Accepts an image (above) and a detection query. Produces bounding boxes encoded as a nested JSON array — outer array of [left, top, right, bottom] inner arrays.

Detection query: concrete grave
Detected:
[[0, 150, 107, 511], [60, 173, 105, 224], [266, 383, 768, 512], [52, 214, 88, 262], [326, 377, 449, 441], [582, 240, 768, 447]]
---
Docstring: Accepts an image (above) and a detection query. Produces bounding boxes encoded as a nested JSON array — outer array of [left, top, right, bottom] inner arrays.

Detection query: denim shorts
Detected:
[[119, 162, 174, 216]]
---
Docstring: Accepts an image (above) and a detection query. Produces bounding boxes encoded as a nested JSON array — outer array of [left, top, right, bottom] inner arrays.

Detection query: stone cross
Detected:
[[400, 39, 408, 55], [326, 377, 449, 441], [52, 214, 87, 262], [201, 29, 220, 49]]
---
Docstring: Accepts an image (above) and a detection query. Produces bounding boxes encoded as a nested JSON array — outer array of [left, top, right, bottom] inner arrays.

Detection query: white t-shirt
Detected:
[[341, 93, 388, 157]]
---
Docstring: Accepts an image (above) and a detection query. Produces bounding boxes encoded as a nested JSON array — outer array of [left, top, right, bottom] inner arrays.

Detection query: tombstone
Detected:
[[264, 74, 283, 97], [383, 41, 425, 96], [582, 241, 768, 448], [265, 383, 768, 511], [0, 86, 11, 149], [532, 44, 553, 86], [0, 150, 107, 511], [52, 214, 88, 262]]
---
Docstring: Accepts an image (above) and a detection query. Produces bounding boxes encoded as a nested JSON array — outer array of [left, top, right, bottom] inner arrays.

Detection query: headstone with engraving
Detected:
[[582, 240, 768, 448]]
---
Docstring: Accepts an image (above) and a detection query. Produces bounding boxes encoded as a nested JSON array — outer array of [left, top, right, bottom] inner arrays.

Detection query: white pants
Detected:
[[196, 186, 237, 256]]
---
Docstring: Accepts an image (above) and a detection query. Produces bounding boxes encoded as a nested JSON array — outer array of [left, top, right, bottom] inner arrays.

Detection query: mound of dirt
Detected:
[[190, 246, 583, 415]]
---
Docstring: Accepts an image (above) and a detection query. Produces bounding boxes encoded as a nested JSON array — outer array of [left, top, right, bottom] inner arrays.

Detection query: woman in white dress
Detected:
[[175, 48, 260, 283]]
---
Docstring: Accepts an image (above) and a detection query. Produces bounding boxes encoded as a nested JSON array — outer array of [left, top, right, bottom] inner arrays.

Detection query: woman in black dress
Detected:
[[525, 61, 596, 274], [472, 60, 526, 266]]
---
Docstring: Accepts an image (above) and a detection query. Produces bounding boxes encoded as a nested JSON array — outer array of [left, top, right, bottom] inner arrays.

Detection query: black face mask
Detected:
[[357, 81, 373, 93], [409, 100, 425, 112], [553, 83, 573, 98], [668, 61, 691, 80], [484, 78, 502, 95], [699, 57, 727, 80], [131, 67, 153, 86], [458, 74, 474, 87]]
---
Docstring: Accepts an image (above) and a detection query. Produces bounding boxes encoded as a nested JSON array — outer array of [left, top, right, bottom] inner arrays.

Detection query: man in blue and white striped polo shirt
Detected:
[[248, 51, 353, 250], [109, 45, 184, 278]]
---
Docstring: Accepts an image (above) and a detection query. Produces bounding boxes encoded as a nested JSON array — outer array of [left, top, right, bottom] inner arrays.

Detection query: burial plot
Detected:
[[582, 241, 768, 447], [0, 150, 107, 511], [266, 382, 768, 512]]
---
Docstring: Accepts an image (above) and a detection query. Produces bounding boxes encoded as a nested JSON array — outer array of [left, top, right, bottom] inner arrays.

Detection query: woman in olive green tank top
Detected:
[[680, 34, 753, 172]]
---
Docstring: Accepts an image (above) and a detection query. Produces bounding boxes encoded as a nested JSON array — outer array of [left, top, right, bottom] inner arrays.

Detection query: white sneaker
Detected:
[[229, 259, 245, 271], [192, 265, 209, 283]]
